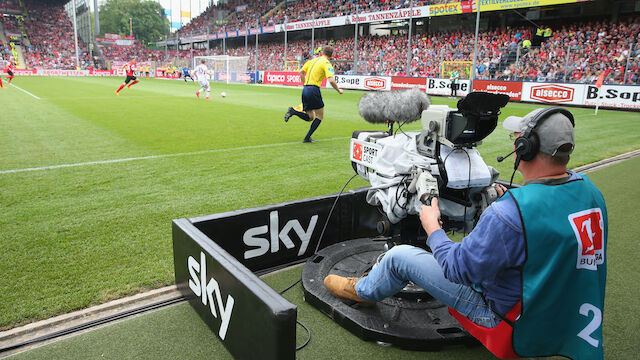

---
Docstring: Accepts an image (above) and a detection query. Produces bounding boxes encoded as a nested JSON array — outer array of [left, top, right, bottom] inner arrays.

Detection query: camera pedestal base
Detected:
[[302, 238, 477, 350]]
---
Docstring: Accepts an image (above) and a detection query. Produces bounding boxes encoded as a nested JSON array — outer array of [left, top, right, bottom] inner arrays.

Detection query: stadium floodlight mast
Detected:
[[93, 0, 99, 34], [311, 12, 315, 56], [71, 0, 80, 69], [244, 22, 248, 56], [406, 0, 413, 76], [284, 16, 288, 70], [254, 18, 259, 79], [353, 5, 359, 74], [470, 0, 481, 88], [624, 42, 634, 84]]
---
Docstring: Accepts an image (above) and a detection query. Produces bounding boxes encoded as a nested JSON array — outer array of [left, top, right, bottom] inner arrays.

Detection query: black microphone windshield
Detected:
[[358, 88, 430, 124]]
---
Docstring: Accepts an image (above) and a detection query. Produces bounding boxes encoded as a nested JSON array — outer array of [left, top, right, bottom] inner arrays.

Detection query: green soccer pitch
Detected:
[[1, 76, 638, 339]]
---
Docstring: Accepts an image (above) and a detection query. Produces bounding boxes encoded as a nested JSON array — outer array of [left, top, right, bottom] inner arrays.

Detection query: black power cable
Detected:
[[279, 172, 361, 351], [277, 279, 310, 351], [0, 295, 185, 354]]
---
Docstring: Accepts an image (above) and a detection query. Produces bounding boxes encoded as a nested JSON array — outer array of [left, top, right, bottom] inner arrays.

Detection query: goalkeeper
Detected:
[[284, 46, 343, 143]]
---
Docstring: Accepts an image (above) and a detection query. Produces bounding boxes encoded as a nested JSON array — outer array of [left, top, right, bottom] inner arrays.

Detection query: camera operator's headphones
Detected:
[[514, 106, 575, 162]]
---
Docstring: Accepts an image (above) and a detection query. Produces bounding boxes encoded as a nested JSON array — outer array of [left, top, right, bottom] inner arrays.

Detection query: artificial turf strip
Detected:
[[7, 156, 640, 360], [1, 76, 639, 332]]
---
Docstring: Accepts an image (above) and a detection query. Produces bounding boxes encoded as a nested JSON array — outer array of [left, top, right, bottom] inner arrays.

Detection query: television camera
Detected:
[[350, 90, 510, 247]]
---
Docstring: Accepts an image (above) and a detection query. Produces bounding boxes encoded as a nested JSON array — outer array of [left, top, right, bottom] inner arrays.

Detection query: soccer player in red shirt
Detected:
[[115, 61, 140, 95], [1, 56, 13, 88]]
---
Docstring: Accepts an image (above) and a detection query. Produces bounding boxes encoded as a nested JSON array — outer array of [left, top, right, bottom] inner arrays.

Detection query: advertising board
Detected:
[[391, 76, 427, 91], [472, 80, 522, 100], [329, 75, 391, 91], [426, 78, 471, 97]]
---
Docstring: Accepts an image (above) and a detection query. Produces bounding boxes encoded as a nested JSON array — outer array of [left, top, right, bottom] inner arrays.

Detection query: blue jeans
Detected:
[[355, 245, 500, 328]]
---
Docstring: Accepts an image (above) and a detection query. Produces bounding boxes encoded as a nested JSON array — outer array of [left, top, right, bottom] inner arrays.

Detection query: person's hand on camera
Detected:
[[495, 183, 507, 198], [420, 198, 442, 236]]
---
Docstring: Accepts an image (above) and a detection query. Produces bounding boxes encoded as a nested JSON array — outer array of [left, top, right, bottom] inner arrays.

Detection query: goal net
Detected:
[[285, 60, 299, 71], [194, 55, 251, 84], [441, 61, 472, 79]]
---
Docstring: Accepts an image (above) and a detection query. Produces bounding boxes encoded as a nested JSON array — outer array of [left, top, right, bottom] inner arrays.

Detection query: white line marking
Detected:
[[0, 137, 350, 174], [9, 83, 41, 100]]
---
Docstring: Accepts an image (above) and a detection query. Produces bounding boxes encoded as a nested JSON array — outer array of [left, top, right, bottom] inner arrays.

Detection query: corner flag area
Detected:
[[1, 77, 639, 359]]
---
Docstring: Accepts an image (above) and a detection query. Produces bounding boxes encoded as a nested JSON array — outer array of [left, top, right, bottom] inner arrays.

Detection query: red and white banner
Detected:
[[279, 17, 345, 32], [472, 80, 522, 100], [12, 69, 37, 75], [37, 69, 90, 76], [391, 76, 427, 91], [521, 82, 584, 105], [329, 75, 391, 91], [89, 70, 114, 76], [347, 6, 429, 24], [425, 78, 471, 96], [263, 71, 328, 87], [105, 33, 122, 40]]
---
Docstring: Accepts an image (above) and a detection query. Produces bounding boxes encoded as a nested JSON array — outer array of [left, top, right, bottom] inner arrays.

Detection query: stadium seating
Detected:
[[0, 0, 94, 69], [0, 0, 21, 14], [200, 16, 639, 84], [1, 0, 637, 84]]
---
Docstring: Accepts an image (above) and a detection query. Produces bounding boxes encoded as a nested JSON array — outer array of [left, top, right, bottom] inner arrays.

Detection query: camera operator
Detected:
[[325, 107, 608, 359]]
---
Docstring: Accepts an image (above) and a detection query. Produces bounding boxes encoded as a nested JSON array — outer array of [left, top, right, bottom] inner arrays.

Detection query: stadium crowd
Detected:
[[201, 17, 638, 84], [0, 0, 95, 69], [177, 0, 462, 36], [0, 0, 638, 84]]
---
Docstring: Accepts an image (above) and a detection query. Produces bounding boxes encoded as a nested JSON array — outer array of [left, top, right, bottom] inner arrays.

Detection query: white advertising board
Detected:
[[582, 84, 640, 110], [328, 75, 391, 91], [425, 78, 471, 97]]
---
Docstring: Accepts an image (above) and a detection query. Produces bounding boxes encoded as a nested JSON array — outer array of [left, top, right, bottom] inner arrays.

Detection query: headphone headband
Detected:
[[520, 107, 575, 140], [514, 106, 575, 165]]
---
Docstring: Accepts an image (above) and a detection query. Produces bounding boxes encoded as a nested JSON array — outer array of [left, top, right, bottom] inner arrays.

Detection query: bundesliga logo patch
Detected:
[[569, 208, 604, 270], [352, 142, 363, 161]]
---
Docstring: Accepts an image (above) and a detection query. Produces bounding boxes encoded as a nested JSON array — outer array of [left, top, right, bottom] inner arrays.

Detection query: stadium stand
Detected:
[[0, 0, 21, 15], [198, 16, 639, 84], [0, 0, 637, 84]]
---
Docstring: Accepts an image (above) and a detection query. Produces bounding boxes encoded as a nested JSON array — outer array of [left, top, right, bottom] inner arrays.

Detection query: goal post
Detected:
[[194, 55, 250, 84], [441, 61, 473, 79], [284, 60, 299, 71]]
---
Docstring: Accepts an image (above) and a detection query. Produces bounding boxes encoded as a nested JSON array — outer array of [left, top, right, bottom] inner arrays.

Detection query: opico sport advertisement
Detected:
[[263, 71, 327, 87]]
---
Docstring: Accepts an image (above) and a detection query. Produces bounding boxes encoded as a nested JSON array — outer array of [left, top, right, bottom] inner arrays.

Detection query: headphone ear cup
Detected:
[[517, 132, 540, 161]]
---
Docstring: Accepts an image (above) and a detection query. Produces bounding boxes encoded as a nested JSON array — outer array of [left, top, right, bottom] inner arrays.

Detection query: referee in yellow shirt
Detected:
[[284, 46, 343, 143]]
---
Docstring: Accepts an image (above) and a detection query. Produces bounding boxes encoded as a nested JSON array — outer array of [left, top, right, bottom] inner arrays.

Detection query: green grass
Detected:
[[1, 76, 639, 332], [7, 156, 640, 359]]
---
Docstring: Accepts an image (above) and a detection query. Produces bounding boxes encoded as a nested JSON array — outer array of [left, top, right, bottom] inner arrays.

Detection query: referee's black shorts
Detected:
[[124, 75, 137, 84], [302, 85, 324, 111]]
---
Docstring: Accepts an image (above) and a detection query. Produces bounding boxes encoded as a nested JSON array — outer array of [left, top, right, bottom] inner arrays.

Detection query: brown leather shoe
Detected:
[[324, 275, 375, 305]]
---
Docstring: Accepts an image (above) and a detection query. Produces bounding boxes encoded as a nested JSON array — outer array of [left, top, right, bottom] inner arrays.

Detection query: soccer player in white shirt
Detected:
[[194, 59, 211, 100]]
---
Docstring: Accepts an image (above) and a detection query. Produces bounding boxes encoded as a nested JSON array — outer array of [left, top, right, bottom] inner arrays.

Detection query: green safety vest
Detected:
[[536, 28, 544, 36], [509, 175, 607, 359]]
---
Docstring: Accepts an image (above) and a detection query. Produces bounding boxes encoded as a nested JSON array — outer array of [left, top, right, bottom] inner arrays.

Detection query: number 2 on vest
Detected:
[[577, 303, 602, 347]]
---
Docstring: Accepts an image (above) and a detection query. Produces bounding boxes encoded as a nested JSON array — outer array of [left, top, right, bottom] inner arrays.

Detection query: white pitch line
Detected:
[[9, 83, 41, 100], [0, 137, 351, 175]]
